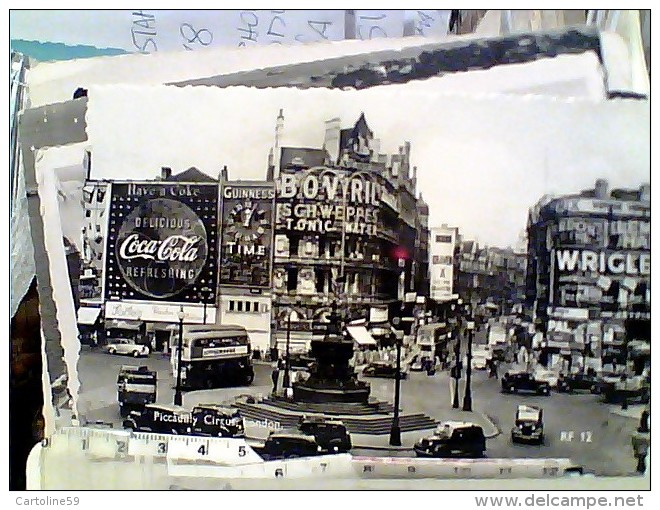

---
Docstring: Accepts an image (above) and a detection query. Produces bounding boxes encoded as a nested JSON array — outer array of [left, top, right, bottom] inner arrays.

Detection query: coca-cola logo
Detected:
[[118, 234, 201, 262], [115, 198, 208, 299]]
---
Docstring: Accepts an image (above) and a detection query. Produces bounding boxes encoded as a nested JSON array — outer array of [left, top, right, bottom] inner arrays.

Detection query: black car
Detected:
[[556, 372, 599, 394], [117, 365, 157, 417], [600, 374, 650, 405], [298, 416, 352, 453], [511, 405, 544, 444], [501, 371, 551, 395], [262, 430, 324, 459], [190, 404, 245, 438], [362, 361, 408, 380], [413, 422, 486, 458], [123, 403, 193, 435]]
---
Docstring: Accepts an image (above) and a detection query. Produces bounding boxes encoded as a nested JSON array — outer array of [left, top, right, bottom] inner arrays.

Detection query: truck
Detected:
[[117, 365, 157, 418]]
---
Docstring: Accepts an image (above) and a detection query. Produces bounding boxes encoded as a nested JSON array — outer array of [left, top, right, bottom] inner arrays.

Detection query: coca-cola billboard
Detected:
[[104, 182, 218, 305]]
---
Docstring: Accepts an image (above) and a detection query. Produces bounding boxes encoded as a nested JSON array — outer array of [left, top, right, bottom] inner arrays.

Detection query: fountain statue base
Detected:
[[292, 336, 370, 404]]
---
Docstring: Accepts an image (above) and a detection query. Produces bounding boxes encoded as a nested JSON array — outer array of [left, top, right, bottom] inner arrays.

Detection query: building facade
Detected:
[[269, 113, 429, 352], [454, 238, 526, 316], [526, 179, 650, 371]]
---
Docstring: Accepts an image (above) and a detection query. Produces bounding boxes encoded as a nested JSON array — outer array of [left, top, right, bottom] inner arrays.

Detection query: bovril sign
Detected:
[[276, 168, 381, 236], [104, 182, 219, 304]]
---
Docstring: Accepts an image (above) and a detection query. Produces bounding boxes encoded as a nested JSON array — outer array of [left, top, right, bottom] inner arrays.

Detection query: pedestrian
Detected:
[[271, 363, 280, 394], [492, 361, 499, 379]]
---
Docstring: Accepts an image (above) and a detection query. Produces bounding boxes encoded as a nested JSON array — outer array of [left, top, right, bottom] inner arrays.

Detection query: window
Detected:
[[237, 301, 243, 312], [245, 301, 251, 312], [228, 300, 235, 312], [432, 255, 452, 265], [435, 234, 452, 243], [85, 210, 91, 218], [254, 302, 260, 313]]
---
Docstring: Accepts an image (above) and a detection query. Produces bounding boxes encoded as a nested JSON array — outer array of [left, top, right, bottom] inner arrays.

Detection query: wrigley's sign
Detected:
[[556, 249, 650, 276]]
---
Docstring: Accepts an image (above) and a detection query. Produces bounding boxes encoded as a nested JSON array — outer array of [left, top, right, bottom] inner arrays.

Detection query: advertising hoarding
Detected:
[[103, 182, 218, 320], [275, 167, 381, 237], [219, 182, 275, 288]]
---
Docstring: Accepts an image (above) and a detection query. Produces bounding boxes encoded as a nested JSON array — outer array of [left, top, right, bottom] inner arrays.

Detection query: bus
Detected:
[[170, 324, 254, 390]]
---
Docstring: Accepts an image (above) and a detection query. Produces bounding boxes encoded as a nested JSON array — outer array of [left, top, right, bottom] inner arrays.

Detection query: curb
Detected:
[[609, 408, 645, 420], [482, 413, 502, 439], [353, 444, 413, 451]]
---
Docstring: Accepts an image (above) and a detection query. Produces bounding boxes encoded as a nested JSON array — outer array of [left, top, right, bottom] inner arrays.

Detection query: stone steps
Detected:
[[234, 400, 439, 436], [261, 397, 395, 415]]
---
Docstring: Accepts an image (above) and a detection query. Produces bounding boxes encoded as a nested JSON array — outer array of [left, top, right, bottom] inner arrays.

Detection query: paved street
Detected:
[[77, 345, 640, 476]]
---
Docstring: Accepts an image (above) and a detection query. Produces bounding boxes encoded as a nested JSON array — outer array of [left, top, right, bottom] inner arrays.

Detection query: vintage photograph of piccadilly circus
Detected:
[[66, 107, 650, 477]]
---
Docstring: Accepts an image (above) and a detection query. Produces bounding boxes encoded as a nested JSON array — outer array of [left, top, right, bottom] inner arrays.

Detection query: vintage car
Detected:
[[190, 404, 245, 438], [298, 416, 352, 453], [532, 367, 561, 388], [467, 347, 490, 370], [600, 374, 650, 405], [261, 430, 324, 460], [117, 365, 157, 417], [501, 371, 551, 395], [413, 421, 486, 458], [362, 361, 408, 380], [511, 405, 544, 444], [408, 355, 427, 372], [556, 372, 600, 393], [122, 403, 193, 435], [106, 338, 149, 358]]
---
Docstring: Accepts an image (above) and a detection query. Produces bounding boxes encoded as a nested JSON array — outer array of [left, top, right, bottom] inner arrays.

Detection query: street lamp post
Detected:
[[463, 319, 475, 412], [174, 307, 185, 406], [200, 286, 211, 325], [452, 305, 461, 409], [390, 321, 402, 446], [282, 297, 301, 390]]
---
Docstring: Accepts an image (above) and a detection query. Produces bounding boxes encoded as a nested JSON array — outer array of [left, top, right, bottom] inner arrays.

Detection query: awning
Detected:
[[77, 307, 101, 326], [346, 326, 378, 346]]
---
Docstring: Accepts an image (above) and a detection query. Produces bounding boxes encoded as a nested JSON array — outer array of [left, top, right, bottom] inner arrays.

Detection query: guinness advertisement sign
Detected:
[[104, 182, 218, 305], [219, 182, 275, 288]]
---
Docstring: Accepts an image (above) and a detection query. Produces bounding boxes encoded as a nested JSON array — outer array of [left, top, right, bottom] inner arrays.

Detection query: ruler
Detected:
[[49, 427, 264, 465]]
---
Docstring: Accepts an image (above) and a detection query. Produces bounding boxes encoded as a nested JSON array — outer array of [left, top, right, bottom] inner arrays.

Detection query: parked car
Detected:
[[122, 403, 193, 435], [468, 348, 490, 370], [556, 372, 600, 393], [298, 416, 352, 453], [601, 374, 650, 405], [362, 361, 408, 379], [408, 355, 426, 372], [501, 371, 551, 395], [414, 421, 486, 458], [262, 430, 324, 459], [511, 405, 544, 444], [532, 367, 561, 388], [106, 338, 149, 358], [593, 371, 626, 395]]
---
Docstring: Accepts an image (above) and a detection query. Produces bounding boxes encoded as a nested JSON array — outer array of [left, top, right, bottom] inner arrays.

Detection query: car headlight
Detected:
[[530, 425, 536, 431], [317, 445, 323, 452], [518, 424, 524, 429]]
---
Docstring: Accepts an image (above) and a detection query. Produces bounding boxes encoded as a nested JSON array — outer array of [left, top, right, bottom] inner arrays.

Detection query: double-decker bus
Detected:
[[170, 324, 254, 390]]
